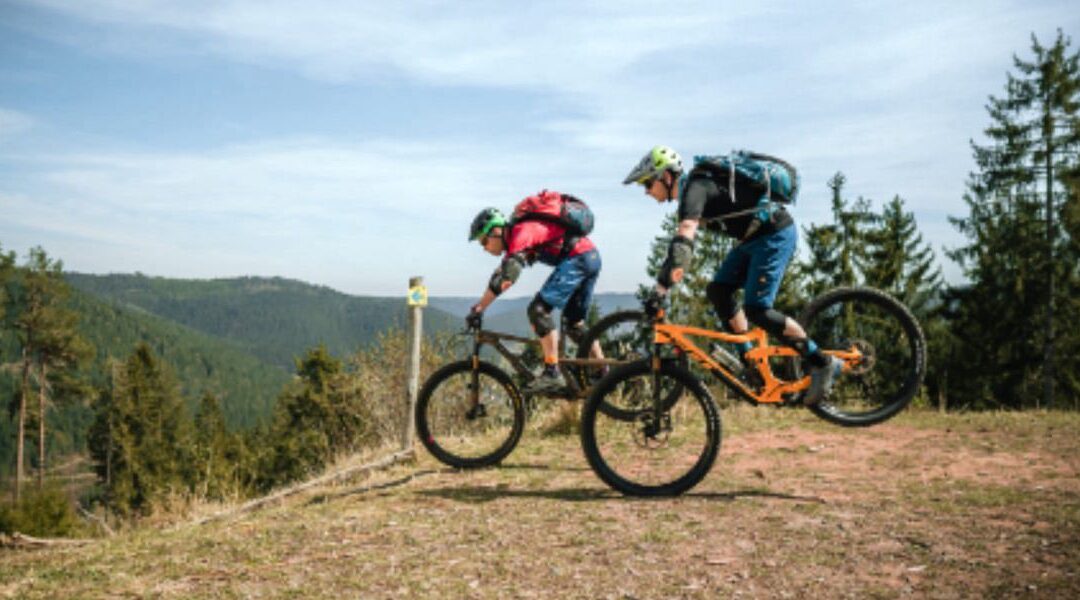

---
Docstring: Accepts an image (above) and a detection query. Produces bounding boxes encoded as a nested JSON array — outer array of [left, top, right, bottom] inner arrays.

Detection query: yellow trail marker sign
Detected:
[[407, 284, 428, 307]]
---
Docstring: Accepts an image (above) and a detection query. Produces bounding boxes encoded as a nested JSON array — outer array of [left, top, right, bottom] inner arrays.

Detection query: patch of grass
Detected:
[[897, 408, 1080, 435], [901, 478, 1040, 514], [535, 401, 581, 437]]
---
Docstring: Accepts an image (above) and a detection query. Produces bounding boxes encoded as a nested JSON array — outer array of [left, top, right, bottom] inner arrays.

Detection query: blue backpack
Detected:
[[689, 151, 800, 206]]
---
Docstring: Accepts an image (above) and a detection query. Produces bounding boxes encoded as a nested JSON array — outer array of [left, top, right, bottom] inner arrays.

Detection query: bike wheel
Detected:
[[798, 287, 926, 427], [580, 359, 721, 496], [415, 360, 526, 468], [577, 310, 685, 421]]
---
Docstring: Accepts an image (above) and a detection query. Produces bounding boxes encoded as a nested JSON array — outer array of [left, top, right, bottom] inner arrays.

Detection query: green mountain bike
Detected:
[[415, 309, 672, 469]]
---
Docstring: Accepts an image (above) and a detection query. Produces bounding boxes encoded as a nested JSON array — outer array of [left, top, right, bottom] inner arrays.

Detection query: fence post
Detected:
[[403, 276, 426, 452]]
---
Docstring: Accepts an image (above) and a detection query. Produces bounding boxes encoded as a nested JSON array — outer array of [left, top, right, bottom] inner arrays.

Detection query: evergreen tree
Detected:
[[3, 248, 93, 498], [6, 248, 57, 499], [0, 243, 13, 318], [796, 173, 874, 299], [257, 345, 371, 491], [947, 30, 1080, 408], [863, 196, 943, 315], [862, 196, 946, 406], [88, 343, 192, 515], [29, 261, 93, 490], [0, 244, 15, 491], [193, 392, 246, 500]]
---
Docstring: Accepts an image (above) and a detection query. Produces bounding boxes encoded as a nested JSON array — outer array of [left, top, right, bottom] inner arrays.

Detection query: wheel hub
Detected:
[[632, 412, 671, 448], [848, 339, 876, 375]]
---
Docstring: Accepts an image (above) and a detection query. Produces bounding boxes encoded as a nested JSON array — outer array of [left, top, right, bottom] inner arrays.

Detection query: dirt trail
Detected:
[[1, 410, 1078, 599]]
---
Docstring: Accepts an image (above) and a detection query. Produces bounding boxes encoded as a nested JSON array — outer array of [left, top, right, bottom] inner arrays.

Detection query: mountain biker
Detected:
[[467, 204, 603, 394], [622, 145, 843, 405]]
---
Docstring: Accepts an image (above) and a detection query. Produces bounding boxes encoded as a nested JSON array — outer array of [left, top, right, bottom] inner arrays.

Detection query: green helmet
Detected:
[[622, 145, 683, 185], [469, 207, 507, 241]]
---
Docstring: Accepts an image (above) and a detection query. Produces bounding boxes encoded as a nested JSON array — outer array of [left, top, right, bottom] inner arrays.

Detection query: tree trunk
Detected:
[[938, 370, 948, 414], [38, 362, 48, 490], [15, 347, 30, 502], [1043, 117, 1055, 410]]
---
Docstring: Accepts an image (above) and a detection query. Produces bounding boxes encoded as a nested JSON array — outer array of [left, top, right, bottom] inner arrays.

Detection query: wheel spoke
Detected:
[[800, 288, 926, 427], [581, 360, 721, 496], [417, 361, 525, 468]]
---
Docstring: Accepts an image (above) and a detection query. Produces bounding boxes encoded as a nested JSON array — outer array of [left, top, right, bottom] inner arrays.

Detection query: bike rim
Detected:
[[422, 367, 521, 467], [803, 291, 922, 422], [585, 362, 719, 495]]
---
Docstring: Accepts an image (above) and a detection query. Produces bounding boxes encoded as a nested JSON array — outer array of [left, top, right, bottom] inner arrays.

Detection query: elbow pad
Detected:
[[488, 254, 526, 296], [657, 235, 695, 288]]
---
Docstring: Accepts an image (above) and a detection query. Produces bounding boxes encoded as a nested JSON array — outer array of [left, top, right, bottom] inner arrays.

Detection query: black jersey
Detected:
[[677, 175, 792, 241]]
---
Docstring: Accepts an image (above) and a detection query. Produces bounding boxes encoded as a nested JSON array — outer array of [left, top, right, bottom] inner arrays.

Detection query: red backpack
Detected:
[[510, 190, 595, 258], [511, 190, 594, 234]]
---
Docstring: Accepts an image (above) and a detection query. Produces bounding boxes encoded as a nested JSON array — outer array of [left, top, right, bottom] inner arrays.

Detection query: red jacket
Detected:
[[505, 220, 595, 266]]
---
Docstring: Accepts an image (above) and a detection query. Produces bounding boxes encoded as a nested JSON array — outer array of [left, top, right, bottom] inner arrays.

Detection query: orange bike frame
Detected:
[[653, 322, 861, 404]]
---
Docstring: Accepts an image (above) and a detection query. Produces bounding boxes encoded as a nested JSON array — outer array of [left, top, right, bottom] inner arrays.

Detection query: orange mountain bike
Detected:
[[580, 287, 926, 496]]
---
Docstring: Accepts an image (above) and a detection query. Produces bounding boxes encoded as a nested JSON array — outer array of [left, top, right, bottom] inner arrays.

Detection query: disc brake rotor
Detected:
[[847, 339, 876, 376], [632, 412, 671, 448]]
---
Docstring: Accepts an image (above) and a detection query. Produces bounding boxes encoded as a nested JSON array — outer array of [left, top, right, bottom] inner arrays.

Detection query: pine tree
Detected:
[[257, 345, 368, 490], [862, 196, 946, 406], [29, 260, 93, 490], [88, 343, 192, 515], [863, 196, 943, 315], [193, 392, 244, 500], [3, 248, 93, 498], [796, 173, 874, 299], [0, 243, 13, 316], [0, 244, 15, 496], [947, 30, 1080, 408], [7, 248, 57, 500]]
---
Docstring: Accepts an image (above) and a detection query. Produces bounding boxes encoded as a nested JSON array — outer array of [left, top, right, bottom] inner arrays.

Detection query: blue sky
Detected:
[[1, 1, 1077, 297]]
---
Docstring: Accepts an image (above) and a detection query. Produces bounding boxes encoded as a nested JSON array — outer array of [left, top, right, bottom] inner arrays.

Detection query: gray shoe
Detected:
[[525, 369, 564, 395], [804, 356, 844, 406]]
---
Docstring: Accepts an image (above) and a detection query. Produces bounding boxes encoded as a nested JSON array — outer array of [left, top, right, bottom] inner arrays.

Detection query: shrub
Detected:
[[0, 486, 85, 538]]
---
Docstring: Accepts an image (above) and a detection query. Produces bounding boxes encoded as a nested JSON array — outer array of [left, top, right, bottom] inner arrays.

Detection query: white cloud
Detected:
[[0, 108, 35, 138], [7, 0, 1078, 291], [2, 136, 656, 294]]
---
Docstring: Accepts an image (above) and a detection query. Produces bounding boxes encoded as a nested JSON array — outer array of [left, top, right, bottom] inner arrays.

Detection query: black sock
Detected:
[[792, 338, 829, 369]]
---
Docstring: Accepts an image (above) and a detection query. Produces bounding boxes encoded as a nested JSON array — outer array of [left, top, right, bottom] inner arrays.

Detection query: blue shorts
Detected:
[[537, 249, 602, 324], [712, 224, 796, 309]]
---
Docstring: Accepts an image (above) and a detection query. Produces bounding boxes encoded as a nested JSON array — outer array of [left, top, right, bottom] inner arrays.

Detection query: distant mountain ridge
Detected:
[[66, 273, 462, 370], [63, 273, 640, 416]]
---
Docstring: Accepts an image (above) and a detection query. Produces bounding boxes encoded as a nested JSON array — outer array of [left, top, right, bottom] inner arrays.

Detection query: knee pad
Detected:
[[744, 305, 788, 340], [706, 281, 740, 324], [527, 296, 555, 337]]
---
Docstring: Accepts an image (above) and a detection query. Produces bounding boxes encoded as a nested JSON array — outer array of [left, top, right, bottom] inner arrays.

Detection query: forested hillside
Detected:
[[1, 272, 467, 483], [65, 274, 460, 369], [0, 286, 293, 480], [67, 287, 291, 428]]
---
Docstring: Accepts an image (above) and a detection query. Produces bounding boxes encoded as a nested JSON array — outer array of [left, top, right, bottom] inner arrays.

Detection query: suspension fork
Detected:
[[468, 329, 482, 409], [647, 341, 670, 437]]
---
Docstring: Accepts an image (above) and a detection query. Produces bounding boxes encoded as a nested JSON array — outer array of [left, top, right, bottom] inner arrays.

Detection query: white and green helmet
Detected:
[[622, 145, 683, 185]]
